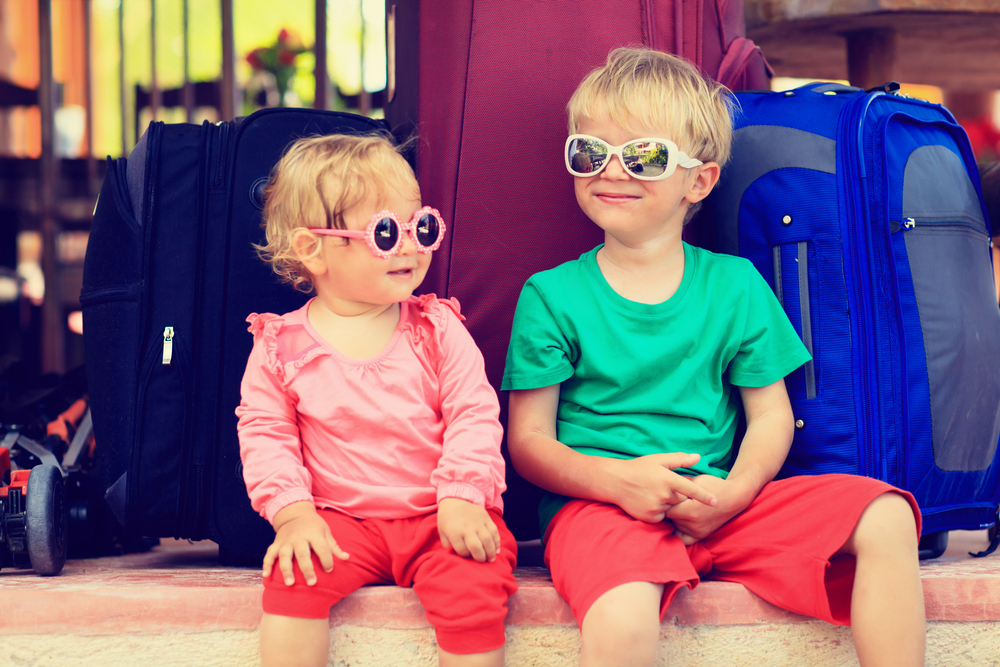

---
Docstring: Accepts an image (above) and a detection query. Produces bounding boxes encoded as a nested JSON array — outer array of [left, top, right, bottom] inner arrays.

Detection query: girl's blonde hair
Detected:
[[567, 47, 735, 169], [256, 133, 420, 293]]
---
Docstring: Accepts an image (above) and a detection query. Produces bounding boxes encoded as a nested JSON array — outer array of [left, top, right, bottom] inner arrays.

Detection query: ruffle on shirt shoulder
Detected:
[[245, 312, 325, 385], [401, 294, 465, 351]]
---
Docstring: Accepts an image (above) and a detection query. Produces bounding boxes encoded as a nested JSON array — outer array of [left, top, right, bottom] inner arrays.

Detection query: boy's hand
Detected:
[[263, 501, 350, 586], [611, 452, 718, 523], [664, 475, 751, 545], [437, 497, 502, 563]]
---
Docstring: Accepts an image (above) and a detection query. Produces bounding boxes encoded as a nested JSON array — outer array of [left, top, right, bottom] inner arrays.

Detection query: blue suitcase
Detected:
[[701, 82, 1000, 553], [82, 109, 387, 558]]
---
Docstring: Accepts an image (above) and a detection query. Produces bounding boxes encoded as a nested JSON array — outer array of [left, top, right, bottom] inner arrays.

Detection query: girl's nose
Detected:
[[397, 228, 418, 255]]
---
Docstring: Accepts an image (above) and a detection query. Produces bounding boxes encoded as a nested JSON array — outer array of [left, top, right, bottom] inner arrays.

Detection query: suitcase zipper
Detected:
[[874, 115, 910, 488], [214, 122, 229, 188], [162, 326, 175, 365], [842, 93, 882, 479], [898, 216, 988, 235]]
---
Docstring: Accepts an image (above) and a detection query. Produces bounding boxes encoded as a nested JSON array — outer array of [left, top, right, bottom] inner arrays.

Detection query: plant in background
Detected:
[[245, 29, 308, 107]]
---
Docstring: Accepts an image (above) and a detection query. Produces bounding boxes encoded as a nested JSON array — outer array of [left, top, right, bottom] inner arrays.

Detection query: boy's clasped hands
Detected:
[[610, 451, 751, 545]]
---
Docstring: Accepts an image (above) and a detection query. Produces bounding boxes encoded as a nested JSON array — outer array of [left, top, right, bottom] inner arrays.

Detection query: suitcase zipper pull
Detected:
[[902, 218, 915, 230], [162, 327, 175, 365]]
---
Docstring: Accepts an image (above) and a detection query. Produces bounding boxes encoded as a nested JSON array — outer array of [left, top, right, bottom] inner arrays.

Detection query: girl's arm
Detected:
[[236, 337, 314, 524], [507, 385, 716, 523], [429, 309, 506, 509], [238, 337, 349, 584]]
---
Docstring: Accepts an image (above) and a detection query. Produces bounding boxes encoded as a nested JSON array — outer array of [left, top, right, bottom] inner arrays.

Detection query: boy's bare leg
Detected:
[[439, 647, 504, 667], [580, 581, 664, 667], [837, 492, 925, 667], [260, 613, 330, 667]]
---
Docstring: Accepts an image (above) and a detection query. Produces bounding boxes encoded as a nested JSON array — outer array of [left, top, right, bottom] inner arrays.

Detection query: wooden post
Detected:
[[119, 0, 127, 155], [221, 0, 236, 120], [359, 3, 369, 115], [315, 0, 329, 109], [38, 0, 63, 373], [84, 0, 96, 188], [845, 29, 898, 91], [183, 0, 194, 122], [149, 0, 160, 122]]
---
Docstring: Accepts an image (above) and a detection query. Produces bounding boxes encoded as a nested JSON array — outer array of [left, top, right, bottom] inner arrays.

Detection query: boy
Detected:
[[503, 48, 925, 667]]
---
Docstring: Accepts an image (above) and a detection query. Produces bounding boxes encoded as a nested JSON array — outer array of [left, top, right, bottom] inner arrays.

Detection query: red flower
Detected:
[[278, 29, 290, 44], [245, 48, 265, 69], [277, 49, 297, 65]]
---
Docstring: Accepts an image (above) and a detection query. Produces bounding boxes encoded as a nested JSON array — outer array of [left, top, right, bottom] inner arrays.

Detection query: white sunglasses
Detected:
[[565, 134, 703, 181]]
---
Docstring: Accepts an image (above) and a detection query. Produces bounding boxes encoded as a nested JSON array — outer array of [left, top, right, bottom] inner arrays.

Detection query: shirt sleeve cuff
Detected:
[[436, 482, 486, 508], [262, 487, 315, 524]]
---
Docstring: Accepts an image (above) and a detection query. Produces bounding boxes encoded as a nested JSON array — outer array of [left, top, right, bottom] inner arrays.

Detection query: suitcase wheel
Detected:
[[917, 530, 949, 560]]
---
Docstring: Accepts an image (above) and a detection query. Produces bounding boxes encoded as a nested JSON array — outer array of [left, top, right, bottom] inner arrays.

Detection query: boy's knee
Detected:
[[581, 582, 662, 661], [851, 492, 919, 555]]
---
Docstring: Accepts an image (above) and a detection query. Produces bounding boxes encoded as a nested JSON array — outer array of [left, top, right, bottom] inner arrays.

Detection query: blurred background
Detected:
[[0, 0, 998, 379], [0, 0, 388, 378]]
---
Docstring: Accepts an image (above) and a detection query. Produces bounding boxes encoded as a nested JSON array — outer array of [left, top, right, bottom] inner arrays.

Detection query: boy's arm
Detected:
[[507, 385, 717, 523], [665, 378, 794, 543]]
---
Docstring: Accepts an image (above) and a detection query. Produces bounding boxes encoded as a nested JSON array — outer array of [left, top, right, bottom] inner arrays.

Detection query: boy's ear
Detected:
[[684, 162, 721, 205], [291, 229, 328, 276]]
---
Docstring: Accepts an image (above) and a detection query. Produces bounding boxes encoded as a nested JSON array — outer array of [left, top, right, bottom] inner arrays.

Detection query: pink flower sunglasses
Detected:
[[308, 206, 446, 259]]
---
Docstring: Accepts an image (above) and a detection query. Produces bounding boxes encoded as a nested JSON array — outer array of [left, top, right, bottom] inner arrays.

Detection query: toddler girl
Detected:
[[236, 134, 517, 667]]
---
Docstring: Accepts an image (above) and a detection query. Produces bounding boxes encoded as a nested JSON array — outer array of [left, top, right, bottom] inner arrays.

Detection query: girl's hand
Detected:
[[264, 501, 350, 586], [437, 497, 502, 563]]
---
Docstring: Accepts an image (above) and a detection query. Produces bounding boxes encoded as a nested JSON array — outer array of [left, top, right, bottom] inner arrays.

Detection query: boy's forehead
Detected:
[[577, 105, 675, 141]]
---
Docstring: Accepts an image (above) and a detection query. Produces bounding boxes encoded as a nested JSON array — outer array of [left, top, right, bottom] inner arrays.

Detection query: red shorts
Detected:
[[543, 474, 920, 627], [263, 508, 518, 655]]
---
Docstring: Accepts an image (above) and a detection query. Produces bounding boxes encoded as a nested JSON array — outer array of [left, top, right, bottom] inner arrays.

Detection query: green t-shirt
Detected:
[[501, 243, 811, 537]]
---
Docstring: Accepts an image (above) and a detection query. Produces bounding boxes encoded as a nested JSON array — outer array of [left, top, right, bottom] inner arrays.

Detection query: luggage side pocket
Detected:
[[900, 142, 1000, 472], [773, 240, 817, 399], [131, 326, 190, 535], [82, 158, 143, 525]]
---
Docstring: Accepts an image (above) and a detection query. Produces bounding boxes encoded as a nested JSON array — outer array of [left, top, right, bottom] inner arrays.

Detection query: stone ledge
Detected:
[[0, 531, 997, 637]]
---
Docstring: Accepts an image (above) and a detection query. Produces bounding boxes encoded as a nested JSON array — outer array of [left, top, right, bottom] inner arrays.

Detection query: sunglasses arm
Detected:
[[307, 228, 367, 240]]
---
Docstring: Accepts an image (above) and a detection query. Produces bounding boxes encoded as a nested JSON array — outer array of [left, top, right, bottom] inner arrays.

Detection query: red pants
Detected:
[[544, 474, 920, 627], [263, 508, 518, 655]]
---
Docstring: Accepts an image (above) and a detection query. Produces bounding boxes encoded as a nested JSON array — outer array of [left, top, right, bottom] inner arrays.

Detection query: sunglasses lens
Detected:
[[415, 213, 440, 248], [373, 217, 399, 252], [623, 140, 670, 178], [568, 138, 606, 175]]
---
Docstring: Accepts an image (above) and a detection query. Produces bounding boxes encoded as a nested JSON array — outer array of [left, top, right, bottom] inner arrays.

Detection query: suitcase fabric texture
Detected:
[[700, 82, 1000, 537], [82, 109, 387, 557], [386, 0, 771, 540]]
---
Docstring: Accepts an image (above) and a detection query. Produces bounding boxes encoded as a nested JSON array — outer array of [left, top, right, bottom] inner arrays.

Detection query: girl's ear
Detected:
[[291, 229, 328, 276], [684, 161, 721, 204]]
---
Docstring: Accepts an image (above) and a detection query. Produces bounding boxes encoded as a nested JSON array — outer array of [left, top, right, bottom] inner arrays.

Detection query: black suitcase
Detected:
[[82, 108, 387, 558]]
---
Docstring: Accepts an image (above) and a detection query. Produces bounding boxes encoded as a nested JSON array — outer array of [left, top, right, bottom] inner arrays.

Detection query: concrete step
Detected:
[[0, 531, 998, 666]]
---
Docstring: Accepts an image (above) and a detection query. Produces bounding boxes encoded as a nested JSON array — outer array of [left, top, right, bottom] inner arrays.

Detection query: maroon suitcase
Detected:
[[385, 0, 771, 539]]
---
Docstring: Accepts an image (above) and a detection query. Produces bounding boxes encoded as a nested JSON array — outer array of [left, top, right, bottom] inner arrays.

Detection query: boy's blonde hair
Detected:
[[257, 133, 419, 293], [567, 47, 734, 169]]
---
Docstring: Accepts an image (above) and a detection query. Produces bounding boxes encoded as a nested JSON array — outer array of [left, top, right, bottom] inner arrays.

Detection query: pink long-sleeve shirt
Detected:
[[235, 294, 506, 524]]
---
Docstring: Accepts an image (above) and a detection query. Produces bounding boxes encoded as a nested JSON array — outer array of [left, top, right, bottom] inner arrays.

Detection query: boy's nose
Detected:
[[601, 154, 631, 180]]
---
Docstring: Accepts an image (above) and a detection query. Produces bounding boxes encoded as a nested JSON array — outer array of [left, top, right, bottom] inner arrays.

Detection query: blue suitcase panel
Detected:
[[703, 83, 1000, 535]]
